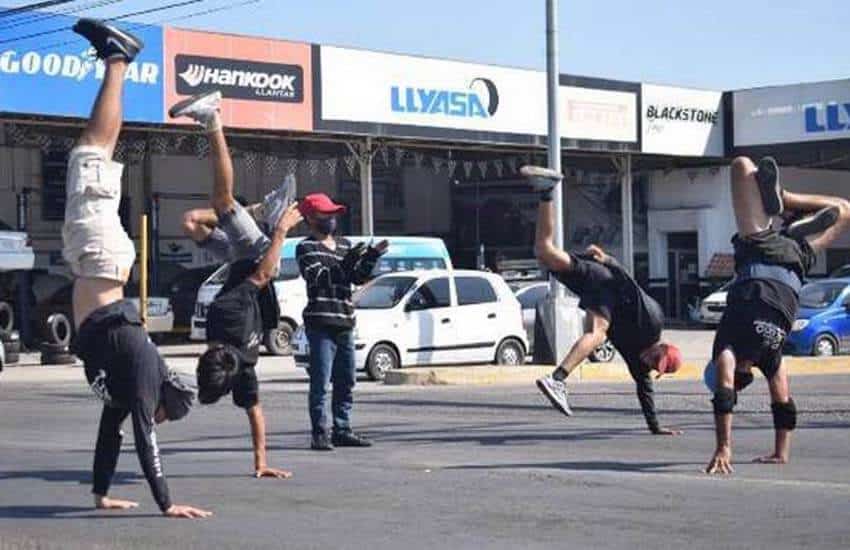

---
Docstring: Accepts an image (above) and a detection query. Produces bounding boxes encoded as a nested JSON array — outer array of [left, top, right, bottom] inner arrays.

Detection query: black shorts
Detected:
[[712, 297, 790, 380], [232, 364, 259, 409]]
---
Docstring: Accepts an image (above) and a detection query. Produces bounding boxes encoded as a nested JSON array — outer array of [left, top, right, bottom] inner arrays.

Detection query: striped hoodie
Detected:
[[296, 236, 380, 330]]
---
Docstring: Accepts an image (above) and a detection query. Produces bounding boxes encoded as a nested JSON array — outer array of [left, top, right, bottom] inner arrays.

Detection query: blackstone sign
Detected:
[[641, 84, 724, 157]]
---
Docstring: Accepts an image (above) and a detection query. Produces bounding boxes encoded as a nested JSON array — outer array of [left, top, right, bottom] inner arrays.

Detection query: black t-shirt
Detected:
[[207, 279, 263, 366], [555, 254, 663, 360], [731, 230, 805, 328], [727, 277, 798, 329]]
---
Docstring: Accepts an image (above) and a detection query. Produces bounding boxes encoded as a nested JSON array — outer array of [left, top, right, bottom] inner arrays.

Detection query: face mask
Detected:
[[314, 217, 337, 235]]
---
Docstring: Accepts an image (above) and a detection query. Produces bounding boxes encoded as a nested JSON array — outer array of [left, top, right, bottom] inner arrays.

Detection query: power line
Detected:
[[0, 0, 123, 31], [0, 0, 207, 45], [0, 1, 81, 19], [108, 0, 204, 22], [19, 0, 263, 54]]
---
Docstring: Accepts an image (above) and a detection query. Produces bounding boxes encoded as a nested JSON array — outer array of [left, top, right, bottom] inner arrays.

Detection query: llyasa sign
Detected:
[[174, 55, 303, 103], [318, 46, 547, 140], [804, 102, 850, 135], [734, 79, 850, 147], [641, 84, 724, 157], [390, 77, 499, 119], [164, 28, 313, 132]]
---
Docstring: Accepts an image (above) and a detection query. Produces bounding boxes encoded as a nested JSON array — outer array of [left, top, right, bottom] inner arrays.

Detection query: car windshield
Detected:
[[354, 276, 417, 309], [799, 282, 847, 309]]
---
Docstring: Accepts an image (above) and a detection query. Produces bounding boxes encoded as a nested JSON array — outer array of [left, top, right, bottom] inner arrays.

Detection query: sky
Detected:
[[2, 0, 848, 90]]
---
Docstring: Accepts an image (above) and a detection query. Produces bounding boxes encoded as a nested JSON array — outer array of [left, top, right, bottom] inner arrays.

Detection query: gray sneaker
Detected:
[[536, 375, 573, 417], [520, 165, 563, 193], [257, 174, 296, 232], [168, 90, 222, 127]]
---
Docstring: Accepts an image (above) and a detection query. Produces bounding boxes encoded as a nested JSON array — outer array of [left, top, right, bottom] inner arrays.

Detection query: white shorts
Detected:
[[62, 146, 136, 282]]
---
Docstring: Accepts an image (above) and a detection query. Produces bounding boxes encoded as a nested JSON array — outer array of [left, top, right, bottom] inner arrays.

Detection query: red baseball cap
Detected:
[[299, 193, 346, 217], [656, 344, 683, 375]]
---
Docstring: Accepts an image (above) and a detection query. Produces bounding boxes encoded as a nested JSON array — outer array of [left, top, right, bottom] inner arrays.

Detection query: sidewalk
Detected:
[[383, 356, 850, 386]]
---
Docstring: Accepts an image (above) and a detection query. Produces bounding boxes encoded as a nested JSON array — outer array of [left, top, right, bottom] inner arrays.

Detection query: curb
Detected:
[[383, 357, 850, 386]]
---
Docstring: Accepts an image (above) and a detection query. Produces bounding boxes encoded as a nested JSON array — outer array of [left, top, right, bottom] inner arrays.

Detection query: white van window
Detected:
[[375, 257, 446, 275], [277, 258, 300, 281], [456, 277, 498, 306]]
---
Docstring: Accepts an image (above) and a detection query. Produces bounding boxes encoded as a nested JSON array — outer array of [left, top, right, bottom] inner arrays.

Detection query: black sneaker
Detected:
[[311, 433, 334, 451], [785, 205, 840, 241], [754, 157, 784, 216], [331, 431, 373, 448], [72, 18, 143, 62]]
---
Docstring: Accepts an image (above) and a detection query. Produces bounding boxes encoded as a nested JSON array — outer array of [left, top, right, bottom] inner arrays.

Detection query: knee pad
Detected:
[[712, 387, 737, 415], [771, 398, 797, 431]]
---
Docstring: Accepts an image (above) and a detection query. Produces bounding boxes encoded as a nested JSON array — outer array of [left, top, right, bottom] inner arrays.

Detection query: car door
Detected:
[[834, 289, 850, 353], [516, 284, 548, 352], [401, 276, 455, 366], [452, 276, 502, 363]]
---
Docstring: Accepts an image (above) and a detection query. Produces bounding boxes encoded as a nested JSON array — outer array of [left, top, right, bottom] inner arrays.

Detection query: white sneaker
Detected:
[[536, 375, 573, 417], [168, 90, 222, 128]]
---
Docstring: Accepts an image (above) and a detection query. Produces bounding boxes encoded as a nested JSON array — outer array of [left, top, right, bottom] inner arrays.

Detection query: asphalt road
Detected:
[[1, 365, 849, 550]]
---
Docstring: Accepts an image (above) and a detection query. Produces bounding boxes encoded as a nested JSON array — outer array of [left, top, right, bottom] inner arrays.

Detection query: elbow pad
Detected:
[[712, 387, 736, 415]]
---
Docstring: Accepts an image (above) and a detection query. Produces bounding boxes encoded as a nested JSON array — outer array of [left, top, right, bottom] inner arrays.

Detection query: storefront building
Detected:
[[2, 12, 849, 322]]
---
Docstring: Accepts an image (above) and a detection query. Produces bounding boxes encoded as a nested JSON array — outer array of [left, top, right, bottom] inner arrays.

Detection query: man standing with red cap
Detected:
[[522, 166, 684, 435], [296, 194, 388, 451]]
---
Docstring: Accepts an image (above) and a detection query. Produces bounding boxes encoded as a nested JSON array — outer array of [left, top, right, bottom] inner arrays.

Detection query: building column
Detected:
[[347, 137, 376, 236], [617, 153, 635, 275]]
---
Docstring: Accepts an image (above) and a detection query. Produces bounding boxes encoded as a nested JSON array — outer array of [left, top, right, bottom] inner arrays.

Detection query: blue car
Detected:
[[784, 278, 850, 356]]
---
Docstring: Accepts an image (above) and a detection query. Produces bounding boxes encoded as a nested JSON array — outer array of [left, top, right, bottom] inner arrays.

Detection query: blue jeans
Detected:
[[306, 327, 356, 436]]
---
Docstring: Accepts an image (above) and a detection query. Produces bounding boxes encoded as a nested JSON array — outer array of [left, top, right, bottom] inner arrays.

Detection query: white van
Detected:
[[189, 236, 453, 354], [292, 269, 528, 380]]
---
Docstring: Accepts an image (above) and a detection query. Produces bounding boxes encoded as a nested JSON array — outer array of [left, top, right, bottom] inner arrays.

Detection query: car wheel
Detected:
[[589, 340, 616, 363], [495, 338, 525, 366], [813, 335, 837, 357], [264, 322, 294, 356], [46, 313, 73, 347], [366, 343, 399, 381], [0, 301, 14, 333]]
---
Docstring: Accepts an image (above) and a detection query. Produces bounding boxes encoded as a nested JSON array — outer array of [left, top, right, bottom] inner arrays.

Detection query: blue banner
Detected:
[[0, 13, 164, 123]]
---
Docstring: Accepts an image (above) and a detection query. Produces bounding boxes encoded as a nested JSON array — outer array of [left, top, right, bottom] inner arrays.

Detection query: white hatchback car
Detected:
[[293, 270, 529, 380], [699, 280, 732, 325]]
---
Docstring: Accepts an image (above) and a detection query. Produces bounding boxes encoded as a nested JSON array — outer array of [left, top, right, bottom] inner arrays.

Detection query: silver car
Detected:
[[513, 281, 615, 362]]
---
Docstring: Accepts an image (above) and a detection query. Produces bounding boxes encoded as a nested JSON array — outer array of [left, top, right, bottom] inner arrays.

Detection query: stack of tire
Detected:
[[1, 330, 21, 366], [40, 313, 77, 365], [0, 301, 20, 366]]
